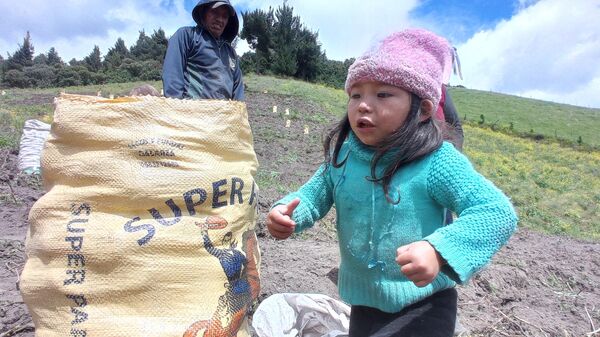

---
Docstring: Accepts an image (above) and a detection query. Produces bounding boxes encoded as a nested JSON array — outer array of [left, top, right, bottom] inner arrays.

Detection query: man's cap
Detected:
[[210, 1, 235, 16]]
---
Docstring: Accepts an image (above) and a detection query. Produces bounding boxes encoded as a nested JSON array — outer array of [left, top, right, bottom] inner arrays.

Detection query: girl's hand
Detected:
[[396, 241, 446, 287], [266, 198, 300, 240]]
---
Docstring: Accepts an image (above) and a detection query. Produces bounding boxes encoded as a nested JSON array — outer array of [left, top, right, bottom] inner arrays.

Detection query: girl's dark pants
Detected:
[[348, 288, 457, 337]]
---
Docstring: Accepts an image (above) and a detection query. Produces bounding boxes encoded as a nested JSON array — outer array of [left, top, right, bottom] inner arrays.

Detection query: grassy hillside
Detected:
[[464, 126, 599, 239], [449, 87, 600, 149], [1, 76, 598, 240]]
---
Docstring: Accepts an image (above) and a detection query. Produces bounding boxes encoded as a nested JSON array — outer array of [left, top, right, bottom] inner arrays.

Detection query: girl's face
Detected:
[[348, 81, 412, 146]]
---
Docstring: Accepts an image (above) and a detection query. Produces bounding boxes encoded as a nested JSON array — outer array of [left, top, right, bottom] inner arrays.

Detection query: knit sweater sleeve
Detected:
[[273, 164, 334, 232], [424, 144, 518, 284]]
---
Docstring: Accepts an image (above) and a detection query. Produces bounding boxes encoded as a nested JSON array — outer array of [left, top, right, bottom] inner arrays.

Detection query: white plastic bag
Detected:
[[252, 293, 350, 337], [17, 119, 50, 174]]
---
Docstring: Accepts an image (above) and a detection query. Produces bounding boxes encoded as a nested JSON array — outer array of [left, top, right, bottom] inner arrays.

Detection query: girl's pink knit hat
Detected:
[[345, 28, 453, 108]]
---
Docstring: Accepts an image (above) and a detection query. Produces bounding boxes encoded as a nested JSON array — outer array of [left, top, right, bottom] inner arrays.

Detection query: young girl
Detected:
[[266, 28, 518, 337]]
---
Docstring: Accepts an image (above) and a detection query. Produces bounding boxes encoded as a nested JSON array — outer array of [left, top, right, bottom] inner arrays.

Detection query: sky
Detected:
[[1, 0, 599, 108]]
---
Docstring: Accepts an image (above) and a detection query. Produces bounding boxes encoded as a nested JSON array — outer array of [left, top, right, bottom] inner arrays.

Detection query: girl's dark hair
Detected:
[[323, 93, 447, 203]]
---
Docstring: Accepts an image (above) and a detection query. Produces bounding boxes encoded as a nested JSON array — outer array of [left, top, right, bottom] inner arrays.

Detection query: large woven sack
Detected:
[[20, 94, 261, 337]]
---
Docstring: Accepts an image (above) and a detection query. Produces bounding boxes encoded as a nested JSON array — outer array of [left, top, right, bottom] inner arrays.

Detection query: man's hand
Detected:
[[266, 198, 300, 240], [396, 241, 446, 287]]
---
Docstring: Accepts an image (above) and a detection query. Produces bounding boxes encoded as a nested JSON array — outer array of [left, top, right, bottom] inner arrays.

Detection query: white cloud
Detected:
[[456, 0, 600, 108], [0, 0, 191, 61], [236, 0, 420, 61], [516, 0, 542, 11]]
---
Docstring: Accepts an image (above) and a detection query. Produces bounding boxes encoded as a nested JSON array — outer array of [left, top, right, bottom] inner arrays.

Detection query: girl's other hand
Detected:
[[396, 241, 445, 287], [266, 198, 300, 240]]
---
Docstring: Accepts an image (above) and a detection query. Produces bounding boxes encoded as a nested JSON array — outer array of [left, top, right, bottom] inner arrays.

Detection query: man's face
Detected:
[[203, 6, 230, 39]]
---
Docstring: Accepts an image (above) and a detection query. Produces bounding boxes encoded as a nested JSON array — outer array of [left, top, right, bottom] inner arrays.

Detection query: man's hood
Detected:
[[192, 0, 239, 43]]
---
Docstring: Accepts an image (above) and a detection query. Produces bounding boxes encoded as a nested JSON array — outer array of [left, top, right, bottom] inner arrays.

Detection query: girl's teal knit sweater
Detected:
[[274, 133, 518, 313]]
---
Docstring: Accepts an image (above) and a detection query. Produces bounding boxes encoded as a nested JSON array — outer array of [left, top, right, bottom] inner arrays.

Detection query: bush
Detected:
[[56, 67, 82, 87], [240, 52, 270, 75], [24, 64, 57, 88], [104, 59, 161, 83], [138, 60, 162, 81], [105, 68, 134, 83], [4, 69, 29, 88], [90, 72, 107, 85], [119, 58, 143, 78], [315, 58, 347, 89]]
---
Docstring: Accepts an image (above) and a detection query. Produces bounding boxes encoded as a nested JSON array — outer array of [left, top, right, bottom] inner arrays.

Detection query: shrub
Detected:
[[24, 64, 57, 88], [56, 67, 82, 87], [4, 69, 29, 88]]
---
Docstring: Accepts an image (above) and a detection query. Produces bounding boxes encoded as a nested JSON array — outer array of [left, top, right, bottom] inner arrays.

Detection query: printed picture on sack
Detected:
[[183, 216, 260, 337]]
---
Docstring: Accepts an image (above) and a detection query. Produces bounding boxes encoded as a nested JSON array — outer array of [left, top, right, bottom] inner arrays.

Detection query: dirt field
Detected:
[[1, 91, 599, 336]]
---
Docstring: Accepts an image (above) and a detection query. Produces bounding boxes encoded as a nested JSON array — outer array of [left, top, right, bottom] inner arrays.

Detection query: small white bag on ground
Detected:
[[17, 119, 51, 174], [252, 293, 350, 337]]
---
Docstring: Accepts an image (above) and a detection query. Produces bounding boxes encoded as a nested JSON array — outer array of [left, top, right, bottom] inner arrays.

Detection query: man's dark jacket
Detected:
[[162, 0, 244, 100]]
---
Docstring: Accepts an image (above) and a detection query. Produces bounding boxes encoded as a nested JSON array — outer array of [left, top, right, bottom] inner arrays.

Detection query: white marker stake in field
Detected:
[[1, 90, 5, 96], [304, 125, 309, 134], [285, 108, 290, 115], [285, 120, 291, 128], [273, 106, 278, 113], [97, 91, 102, 97]]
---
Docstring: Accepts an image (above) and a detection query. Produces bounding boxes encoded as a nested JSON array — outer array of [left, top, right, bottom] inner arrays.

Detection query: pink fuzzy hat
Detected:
[[345, 28, 453, 108]]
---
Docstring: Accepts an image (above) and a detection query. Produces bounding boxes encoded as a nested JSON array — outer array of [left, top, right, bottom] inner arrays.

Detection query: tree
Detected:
[[131, 31, 154, 61], [294, 28, 322, 81], [104, 38, 129, 70], [5, 31, 35, 71], [84, 45, 102, 72], [69, 58, 84, 67], [150, 28, 168, 62], [129, 29, 169, 63], [47, 47, 64, 67], [271, 4, 300, 76], [240, 3, 323, 80], [33, 54, 48, 65], [0, 54, 4, 81], [240, 8, 274, 74]]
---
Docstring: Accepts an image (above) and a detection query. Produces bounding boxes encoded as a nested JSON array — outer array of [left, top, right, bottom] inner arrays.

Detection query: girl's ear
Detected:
[[419, 99, 435, 122]]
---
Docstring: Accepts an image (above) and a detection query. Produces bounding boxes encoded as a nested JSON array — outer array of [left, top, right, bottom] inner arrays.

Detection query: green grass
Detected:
[[449, 87, 600, 148], [255, 169, 292, 196], [464, 125, 600, 240], [244, 74, 347, 118]]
